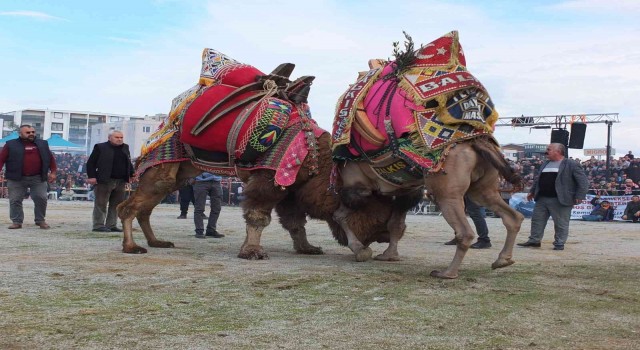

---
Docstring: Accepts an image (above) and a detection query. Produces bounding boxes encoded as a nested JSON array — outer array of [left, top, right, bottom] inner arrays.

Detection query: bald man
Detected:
[[518, 143, 589, 250]]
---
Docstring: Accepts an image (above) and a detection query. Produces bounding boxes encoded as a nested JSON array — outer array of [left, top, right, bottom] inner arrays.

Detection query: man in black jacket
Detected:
[[0, 125, 57, 229], [86, 130, 134, 232]]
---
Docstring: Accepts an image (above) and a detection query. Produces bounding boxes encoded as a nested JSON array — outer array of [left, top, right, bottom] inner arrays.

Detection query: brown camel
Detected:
[[331, 31, 524, 278], [117, 133, 394, 258], [117, 48, 394, 258]]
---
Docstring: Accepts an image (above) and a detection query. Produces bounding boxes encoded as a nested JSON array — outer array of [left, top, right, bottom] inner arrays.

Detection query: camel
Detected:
[[331, 31, 524, 279], [117, 49, 394, 258]]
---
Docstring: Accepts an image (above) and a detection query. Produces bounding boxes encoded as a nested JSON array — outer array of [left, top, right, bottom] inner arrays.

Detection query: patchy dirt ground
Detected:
[[1, 199, 638, 349]]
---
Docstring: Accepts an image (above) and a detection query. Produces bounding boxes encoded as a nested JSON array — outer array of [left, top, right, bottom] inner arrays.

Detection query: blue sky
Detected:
[[1, 0, 639, 156]]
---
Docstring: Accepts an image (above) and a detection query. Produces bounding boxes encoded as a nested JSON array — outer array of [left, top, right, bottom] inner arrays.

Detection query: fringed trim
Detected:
[[428, 143, 456, 174], [140, 130, 177, 158], [332, 67, 383, 150], [433, 93, 497, 133]]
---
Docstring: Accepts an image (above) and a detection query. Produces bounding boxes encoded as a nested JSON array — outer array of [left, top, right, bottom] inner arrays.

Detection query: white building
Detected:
[[89, 119, 163, 158], [1, 109, 167, 157]]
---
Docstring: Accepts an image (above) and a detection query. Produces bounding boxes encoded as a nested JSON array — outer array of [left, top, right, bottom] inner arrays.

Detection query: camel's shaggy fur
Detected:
[[117, 133, 394, 258]]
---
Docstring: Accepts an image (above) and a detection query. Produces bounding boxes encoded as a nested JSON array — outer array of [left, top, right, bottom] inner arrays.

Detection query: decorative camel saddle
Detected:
[[332, 31, 499, 185], [136, 49, 324, 186]]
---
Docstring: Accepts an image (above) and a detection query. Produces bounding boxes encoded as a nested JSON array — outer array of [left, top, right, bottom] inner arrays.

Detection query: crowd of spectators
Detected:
[[2, 151, 639, 200], [507, 151, 640, 196]]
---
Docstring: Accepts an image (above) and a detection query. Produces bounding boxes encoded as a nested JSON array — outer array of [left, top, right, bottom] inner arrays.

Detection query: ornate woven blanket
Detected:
[[136, 49, 322, 187], [331, 31, 498, 173]]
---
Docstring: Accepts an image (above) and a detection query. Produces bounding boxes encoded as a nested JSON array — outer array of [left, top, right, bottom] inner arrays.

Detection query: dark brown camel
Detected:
[[117, 133, 394, 258]]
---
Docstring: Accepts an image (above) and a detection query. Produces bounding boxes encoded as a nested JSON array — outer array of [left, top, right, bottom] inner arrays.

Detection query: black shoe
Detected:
[[92, 227, 111, 232], [177, 215, 187, 219], [110, 227, 123, 232], [195, 234, 206, 239], [205, 230, 225, 238], [470, 240, 492, 249], [517, 241, 541, 247], [553, 245, 564, 251], [444, 238, 457, 246]]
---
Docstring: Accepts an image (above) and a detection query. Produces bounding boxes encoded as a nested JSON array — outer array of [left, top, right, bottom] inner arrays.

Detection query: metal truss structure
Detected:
[[495, 113, 621, 177], [495, 113, 619, 128]]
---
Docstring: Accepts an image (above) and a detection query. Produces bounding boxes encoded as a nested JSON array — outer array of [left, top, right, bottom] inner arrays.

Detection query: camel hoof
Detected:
[[430, 270, 458, 279], [354, 247, 373, 262], [296, 245, 324, 255], [122, 246, 148, 254], [491, 258, 515, 270], [238, 245, 269, 260], [374, 254, 401, 261], [149, 240, 175, 248]]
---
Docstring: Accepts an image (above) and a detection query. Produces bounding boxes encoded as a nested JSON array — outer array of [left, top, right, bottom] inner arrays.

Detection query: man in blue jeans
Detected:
[[193, 172, 224, 239]]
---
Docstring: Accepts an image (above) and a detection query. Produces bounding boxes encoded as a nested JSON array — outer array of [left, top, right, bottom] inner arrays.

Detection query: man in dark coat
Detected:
[[0, 125, 57, 229], [86, 130, 134, 232], [518, 143, 589, 250]]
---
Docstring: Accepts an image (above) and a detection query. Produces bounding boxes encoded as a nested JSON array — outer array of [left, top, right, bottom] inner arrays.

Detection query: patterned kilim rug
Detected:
[[332, 31, 499, 175], [135, 49, 323, 187]]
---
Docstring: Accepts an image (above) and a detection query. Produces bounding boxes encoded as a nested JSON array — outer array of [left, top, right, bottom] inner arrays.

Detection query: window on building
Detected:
[[51, 123, 64, 131], [143, 126, 151, 133], [110, 116, 121, 122], [53, 112, 63, 119]]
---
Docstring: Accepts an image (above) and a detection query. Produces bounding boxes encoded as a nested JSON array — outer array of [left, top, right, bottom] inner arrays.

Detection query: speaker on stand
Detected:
[[550, 128, 569, 147], [568, 123, 587, 149]]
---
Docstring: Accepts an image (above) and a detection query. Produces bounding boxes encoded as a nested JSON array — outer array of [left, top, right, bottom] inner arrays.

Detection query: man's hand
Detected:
[[86, 178, 97, 185], [527, 193, 534, 202], [48, 172, 56, 183]]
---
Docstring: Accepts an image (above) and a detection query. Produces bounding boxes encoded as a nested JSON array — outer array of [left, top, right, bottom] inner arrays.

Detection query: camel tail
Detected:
[[471, 137, 524, 192]]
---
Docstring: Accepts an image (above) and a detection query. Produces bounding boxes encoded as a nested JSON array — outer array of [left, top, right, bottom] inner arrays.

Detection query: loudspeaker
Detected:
[[568, 123, 587, 149], [550, 128, 569, 147]]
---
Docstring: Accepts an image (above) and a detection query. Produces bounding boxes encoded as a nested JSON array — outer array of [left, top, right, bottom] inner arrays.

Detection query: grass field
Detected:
[[1, 200, 638, 349]]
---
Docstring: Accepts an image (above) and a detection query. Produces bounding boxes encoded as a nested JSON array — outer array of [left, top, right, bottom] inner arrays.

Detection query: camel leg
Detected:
[[275, 196, 323, 255], [239, 207, 272, 260], [118, 162, 195, 254], [468, 186, 524, 270], [430, 196, 475, 279], [374, 190, 420, 261], [119, 194, 147, 254], [333, 203, 373, 262], [237, 172, 288, 260], [374, 208, 407, 261]]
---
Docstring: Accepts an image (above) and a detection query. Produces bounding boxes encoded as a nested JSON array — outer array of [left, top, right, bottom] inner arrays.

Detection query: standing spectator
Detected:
[[177, 181, 195, 219], [625, 161, 640, 184], [518, 143, 589, 251], [0, 125, 57, 229], [193, 172, 224, 238], [86, 130, 134, 232], [624, 150, 634, 160], [622, 195, 640, 222]]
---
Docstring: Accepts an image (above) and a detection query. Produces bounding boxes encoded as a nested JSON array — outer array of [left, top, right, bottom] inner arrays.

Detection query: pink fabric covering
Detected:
[[348, 63, 421, 154]]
